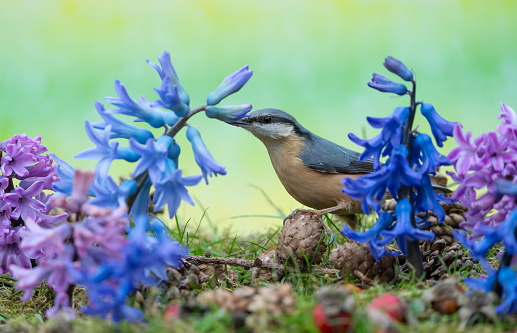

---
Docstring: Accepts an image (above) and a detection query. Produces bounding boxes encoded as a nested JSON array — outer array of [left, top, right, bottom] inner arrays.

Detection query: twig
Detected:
[[183, 255, 340, 276]]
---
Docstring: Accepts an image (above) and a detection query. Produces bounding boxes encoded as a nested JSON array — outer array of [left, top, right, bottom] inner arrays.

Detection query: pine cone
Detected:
[[330, 242, 397, 284], [399, 242, 475, 280], [277, 210, 327, 267]]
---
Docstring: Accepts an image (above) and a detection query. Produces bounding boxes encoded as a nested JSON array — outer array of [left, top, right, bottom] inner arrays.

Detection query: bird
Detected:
[[232, 108, 375, 231]]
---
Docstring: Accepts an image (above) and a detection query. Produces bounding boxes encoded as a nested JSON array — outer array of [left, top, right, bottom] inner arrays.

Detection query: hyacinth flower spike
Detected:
[[342, 56, 456, 277]]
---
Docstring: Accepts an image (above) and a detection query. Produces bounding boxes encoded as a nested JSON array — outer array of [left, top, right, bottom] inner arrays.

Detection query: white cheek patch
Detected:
[[253, 123, 293, 139]]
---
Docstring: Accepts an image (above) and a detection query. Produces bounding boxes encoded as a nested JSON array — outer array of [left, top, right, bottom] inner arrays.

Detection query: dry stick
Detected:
[[183, 255, 340, 275]]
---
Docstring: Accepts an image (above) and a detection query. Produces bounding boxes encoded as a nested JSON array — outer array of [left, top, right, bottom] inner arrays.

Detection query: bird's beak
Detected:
[[230, 116, 252, 128]]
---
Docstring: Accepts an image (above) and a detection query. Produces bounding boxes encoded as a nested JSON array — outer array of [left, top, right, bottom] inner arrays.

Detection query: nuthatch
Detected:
[[233, 108, 374, 229]]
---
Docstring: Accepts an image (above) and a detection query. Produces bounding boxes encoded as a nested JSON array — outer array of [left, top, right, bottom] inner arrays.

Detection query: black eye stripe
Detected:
[[256, 115, 292, 125]]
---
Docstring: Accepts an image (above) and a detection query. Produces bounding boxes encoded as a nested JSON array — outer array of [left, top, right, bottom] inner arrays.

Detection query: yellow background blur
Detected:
[[1, 1, 517, 235]]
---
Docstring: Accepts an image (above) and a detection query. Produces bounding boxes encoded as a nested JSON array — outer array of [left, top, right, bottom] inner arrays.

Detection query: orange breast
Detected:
[[264, 136, 364, 215]]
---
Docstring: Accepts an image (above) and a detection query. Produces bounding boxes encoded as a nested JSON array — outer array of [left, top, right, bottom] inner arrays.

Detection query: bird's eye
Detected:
[[263, 116, 272, 124]]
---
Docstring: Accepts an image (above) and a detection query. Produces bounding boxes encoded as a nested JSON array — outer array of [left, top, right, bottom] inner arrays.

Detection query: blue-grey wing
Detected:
[[299, 135, 374, 174]]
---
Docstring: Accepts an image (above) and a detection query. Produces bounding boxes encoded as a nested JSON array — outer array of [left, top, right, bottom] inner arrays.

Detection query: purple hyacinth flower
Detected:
[[497, 103, 517, 137], [420, 103, 457, 147], [447, 124, 479, 177], [152, 77, 190, 117], [75, 121, 140, 178], [92, 101, 154, 144], [206, 65, 253, 106], [1, 141, 37, 178], [205, 104, 252, 123], [186, 126, 227, 184], [147, 51, 190, 106], [383, 56, 413, 82], [104, 80, 166, 128], [10, 265, 50, 301], [0, 201, 12, 229], [18, 218, 72, 259], [0, 229, 31, 274], [367, 74, 408, 96], [4, 180, 46, 221], [65, 169, 96, 213]]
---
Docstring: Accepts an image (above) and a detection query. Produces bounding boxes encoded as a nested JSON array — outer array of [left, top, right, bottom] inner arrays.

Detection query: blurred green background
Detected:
[[1, 1, 516, 235]]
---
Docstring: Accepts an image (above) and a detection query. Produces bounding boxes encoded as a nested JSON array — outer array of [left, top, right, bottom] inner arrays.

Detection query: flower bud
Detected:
[[383, 56, 413, 81], [367, 74, 408, 95], [206, 65, 253, 105], [205, 104, 252, 123]]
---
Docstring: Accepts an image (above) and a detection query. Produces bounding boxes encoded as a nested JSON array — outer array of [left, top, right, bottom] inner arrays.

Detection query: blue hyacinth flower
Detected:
[[186, 126, 227, 184], [75, 121, 140, 178], [147, 51, 190, 106], [104, 80, 166, 128], [420, 103, 457, 147], [152, 76, 190, 117], [412, 133, 452, 174], [382, 199, 435, 255], [92, 101, 154, 144], [367, 74, 408, 95], [341, 211, 398, 261]]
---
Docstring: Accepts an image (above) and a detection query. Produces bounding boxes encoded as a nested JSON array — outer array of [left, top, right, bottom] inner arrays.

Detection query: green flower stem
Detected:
[[398, 80, 425, 278]]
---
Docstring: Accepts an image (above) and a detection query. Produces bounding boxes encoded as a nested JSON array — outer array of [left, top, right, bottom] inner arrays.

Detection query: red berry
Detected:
[[163, 304, 181, 322], [313, 303, 352, 333], [367, 293, 406, 324]]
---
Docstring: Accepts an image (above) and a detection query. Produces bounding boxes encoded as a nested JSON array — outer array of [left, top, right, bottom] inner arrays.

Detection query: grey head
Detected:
[[232, 108, 309, 140], [233, 108, 374, 174]]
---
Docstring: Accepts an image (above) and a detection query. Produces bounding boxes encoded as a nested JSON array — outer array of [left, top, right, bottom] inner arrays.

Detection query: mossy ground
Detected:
[[0, 215, 513, 333]]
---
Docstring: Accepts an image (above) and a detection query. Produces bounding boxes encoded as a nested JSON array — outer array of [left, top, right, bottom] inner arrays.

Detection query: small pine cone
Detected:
[[251, 250, 283, 283], [248, 284, 296, 316], [277, 210, 327, 267], [418, 242, 475, 280], [197, 289, 237, 313], [330, 242, 397, 284]]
